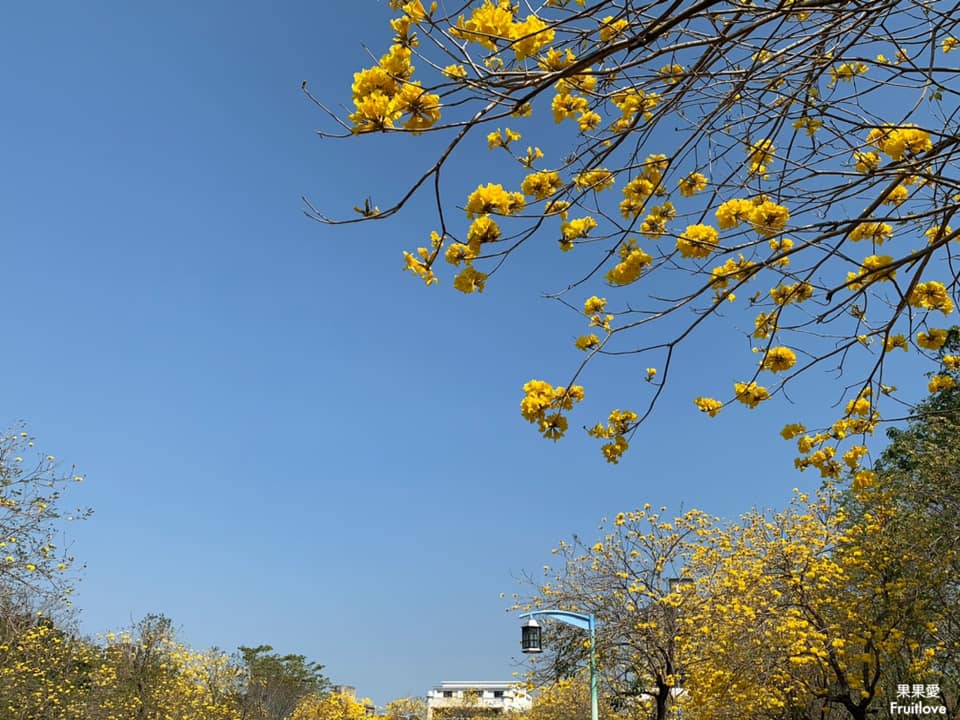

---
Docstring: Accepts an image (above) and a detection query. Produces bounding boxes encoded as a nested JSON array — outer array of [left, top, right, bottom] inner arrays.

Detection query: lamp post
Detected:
[[520, 611, 598, 720]]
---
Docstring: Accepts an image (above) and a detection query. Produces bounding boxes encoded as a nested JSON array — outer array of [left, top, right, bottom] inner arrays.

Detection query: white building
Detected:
[[426, 681, 531, 720]]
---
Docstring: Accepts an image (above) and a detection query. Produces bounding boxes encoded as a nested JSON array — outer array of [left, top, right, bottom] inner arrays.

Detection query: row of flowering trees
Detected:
[[0, 428, 378, 720], [514, 347, 960, 720]]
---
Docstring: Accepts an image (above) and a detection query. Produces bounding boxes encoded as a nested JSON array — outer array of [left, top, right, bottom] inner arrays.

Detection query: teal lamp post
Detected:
[[520, 611, 598, 720]]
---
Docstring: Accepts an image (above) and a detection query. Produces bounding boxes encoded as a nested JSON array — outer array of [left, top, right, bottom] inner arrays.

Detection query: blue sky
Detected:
[[0, 0, 937, 707]]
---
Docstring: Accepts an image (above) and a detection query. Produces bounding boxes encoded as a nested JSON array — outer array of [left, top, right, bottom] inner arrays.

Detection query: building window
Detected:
[[443, 691, 454, 698], [493, 691, 504, 699]]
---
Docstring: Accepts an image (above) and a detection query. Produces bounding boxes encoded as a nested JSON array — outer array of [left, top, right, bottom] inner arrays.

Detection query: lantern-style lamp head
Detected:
[[521, 617, 542, 653]]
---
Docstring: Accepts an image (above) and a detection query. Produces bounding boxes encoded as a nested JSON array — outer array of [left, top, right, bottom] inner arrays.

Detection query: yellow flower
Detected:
[[853, 150, 881, 173], [487, 127, 521, 149], [521, 171, 564, 200], [942, 36, 959, 53], [917, 328, 948, 350], [678, 172, 708, 197], [748, 201, 790, 236], [676, 224, 720, 259], [780, 423, 806, 440], [443, 64, 468, 78], [908, 281, 954, 315], [881, 184, 909, 206], [694, 397, 723, 416], [828, 61, 868, 86], [575, 334, 600, 351], [733, 381, 770, 408], [746, 139, 775, 176], [849, 222, 893, 243], [884, 334, 908, 352], [929, 374, 955, 393], [598, 16, 628, 42], [658, 64, 685, 84], [715, 198, 755, 229], [925, 224, 954, 243], [606, 238, 653, 286], [584, 296, 607, 314], [465, 183, 525, 218], [574, 169, 615, 191], [453, 266, 488, 294], [761, 346, 797, 373]]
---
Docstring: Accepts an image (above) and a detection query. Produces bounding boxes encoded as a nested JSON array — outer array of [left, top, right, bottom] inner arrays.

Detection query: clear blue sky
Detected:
[[0, 1, 933, 707]]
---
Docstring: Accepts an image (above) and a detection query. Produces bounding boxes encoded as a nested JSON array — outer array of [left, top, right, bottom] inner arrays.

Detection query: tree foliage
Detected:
[[291, 690, 373, 720], [237, 644, 331, 720], [314, 0, 960, 462], [518, 485, 954, 720], [0, 426, 89, 630]]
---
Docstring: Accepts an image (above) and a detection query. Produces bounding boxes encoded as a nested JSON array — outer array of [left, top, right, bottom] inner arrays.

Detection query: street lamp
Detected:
[[519, 611, 598, 720]]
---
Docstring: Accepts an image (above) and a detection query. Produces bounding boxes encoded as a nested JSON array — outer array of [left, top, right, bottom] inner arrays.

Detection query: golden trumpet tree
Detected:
[[678, 485, 950, 720], [291, 691, 374, 720], [315, 0, 960, 463], [519, 507, 715, 720], [523, 675, 627, 720]]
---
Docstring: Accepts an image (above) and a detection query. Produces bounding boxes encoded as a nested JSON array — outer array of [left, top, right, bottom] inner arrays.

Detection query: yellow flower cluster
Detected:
[[792, 115, 822, 136], [853, 150, 881, 173], [465, 183, 525, 218], [746, 139, 775, 176], [639, 202, 676, 237], [924, 224, 953, 243], [574, 169, 615, 192], [659, 64, 685, 85], [917, 328, 948, 350], [678, 172, 708, 197], [866, 125, 933, 160], [609, 87, 661, 132], [451, 0, 554, 59], [748, 200, 791, 236], [907, 281, 954, 315], [881, 184, 909, 206], [846, 254, 896, 290], [349, 17, 442, 134], [780, 422, 806, 440], [560, 216, 598, 249], [770, 281, 814, 305], [694, 396, 723, 416], [403, 231, 444, 286], [598, 16, 628, 42], [734, 381, 770, 408], [520, 379, 585, 440], [676, 224, 720, 259], [884, 334, 908, 352], [606, 238, 653, 286], [587, 408, 638, 464], [928, 374, 955, 392], [487, 127, 521, 149], [828, 61, 868, 86], [761, 346, 797, 373], [849, 221, 893, 243], [715, 198, 755, 229], [521, 170, 565, 200], [710, 255, 756, 296]]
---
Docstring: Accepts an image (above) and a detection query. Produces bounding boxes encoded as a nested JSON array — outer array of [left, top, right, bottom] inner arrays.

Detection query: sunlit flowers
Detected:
[[465, 183, 525, 217], [734, 381, 770, 408], [694, 397, 723, 416], [908, 281, 954, 315], [917, 328, 948, 350], [676, 224, 720, 259], [761, 347, 797, 373], [678, 172, 708, 197]]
